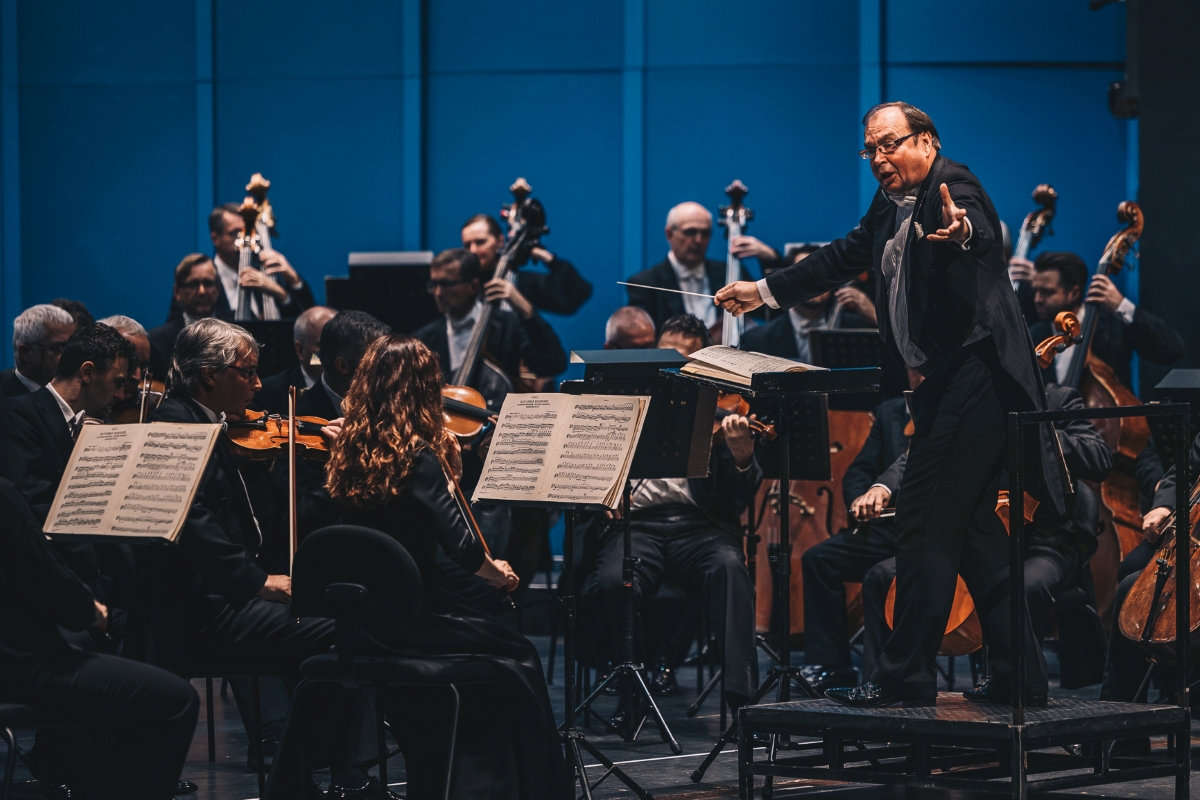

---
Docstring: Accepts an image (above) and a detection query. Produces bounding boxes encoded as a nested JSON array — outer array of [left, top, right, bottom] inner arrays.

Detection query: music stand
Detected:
[[809, 328, 907, 409], [239, 320, 299, 379], [323, 251, 438, 334], [679, 365, 880, 785], [1149, 369, 1200, 469]]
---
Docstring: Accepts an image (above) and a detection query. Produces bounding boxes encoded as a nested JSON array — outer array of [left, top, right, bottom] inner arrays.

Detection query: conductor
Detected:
[[716, 102, 1067, 708]]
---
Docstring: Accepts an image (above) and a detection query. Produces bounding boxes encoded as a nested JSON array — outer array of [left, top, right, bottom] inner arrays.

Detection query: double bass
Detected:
[[716, 180, 752, 347], [1061, 202, 1147, 623], [232, 198, 269, 323], [1010, 184, 1058, 288]]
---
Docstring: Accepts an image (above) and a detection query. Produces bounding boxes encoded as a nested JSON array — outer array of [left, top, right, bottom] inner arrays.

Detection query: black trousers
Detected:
[[1100, 571, 1153, 702], [582, 512, 758, 700], [863, 546, 1074, 682], [876, 341, 1047, 699], [800, 520, 896, 668], [0, 651, 199, 800]]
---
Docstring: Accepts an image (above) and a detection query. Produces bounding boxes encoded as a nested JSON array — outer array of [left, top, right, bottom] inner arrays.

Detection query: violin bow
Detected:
[[288, 386, 298, 576], [138, 371, 152, 424]]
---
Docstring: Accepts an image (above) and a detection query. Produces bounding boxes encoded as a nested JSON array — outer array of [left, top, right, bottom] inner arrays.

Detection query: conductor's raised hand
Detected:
[[926, 183, 970, 244], [714, 281, 764, 317]]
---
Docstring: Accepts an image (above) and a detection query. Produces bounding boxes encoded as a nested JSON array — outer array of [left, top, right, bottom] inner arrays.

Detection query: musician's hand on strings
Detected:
[[1008, 256, 1035, 283], [926, 183, 970, 244], [484, 278, 534, 320], [833, 286, 877, 326], [1086, 274, 1125, 314], [94, 600, 109, 630], [714, 281, 764, 317], [319, 417, 344, 448], [729, 235, 778, 262], [721, 414, 756, 469], [260, 250, 302, 289], [258, 574, 292, 603], [238, 268, 289, 301], [851, 486, 891, 521], [1142, 506, 1171, 543]]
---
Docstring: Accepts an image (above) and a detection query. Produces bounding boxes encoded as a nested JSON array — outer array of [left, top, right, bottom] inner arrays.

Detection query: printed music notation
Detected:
[[44, 423, 221, 542], [473, 394, 650, 509]]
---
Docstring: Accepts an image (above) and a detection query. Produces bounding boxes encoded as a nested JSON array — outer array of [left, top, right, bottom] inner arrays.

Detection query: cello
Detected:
[[1061, 202, 1148, 624], [716, 180, 752, 347]]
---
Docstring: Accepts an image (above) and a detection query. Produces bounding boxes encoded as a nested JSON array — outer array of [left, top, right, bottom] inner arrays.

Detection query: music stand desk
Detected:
[[662, 366, 879, 397]]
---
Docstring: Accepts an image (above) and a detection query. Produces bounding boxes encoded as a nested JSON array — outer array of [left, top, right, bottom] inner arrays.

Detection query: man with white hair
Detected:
[[1, 303, 77, 398], [253, 305, 336, 414], [625, 202, 754, 331]]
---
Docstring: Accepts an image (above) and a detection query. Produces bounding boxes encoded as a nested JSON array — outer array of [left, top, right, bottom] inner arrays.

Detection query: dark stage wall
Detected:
[[0, 1, 1132, 367]]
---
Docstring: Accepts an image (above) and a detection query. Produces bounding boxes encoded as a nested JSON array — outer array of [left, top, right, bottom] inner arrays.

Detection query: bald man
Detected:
[[625, 202, 755, 331], [604, 306, 656, 350], [253, 305, 337, 414]]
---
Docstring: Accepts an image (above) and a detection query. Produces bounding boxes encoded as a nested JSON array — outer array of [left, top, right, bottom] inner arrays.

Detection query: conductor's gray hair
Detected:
[[862, 101, 941, 150], [12, 304, 74, 350], [605, 306, 655, 345], [97, 315, 147, 339], [168, 318, 258, 395], [665, 202, 712, 230]]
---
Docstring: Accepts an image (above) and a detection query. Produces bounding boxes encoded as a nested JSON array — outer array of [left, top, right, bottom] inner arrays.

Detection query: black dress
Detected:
[[342, 446, 568, 800]]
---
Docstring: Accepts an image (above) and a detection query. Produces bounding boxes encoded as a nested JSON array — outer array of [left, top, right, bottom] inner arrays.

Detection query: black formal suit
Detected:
[[414, 306, 567, 389], [583, 444, 763, 701], [1029, 304, 1184, 391], [764, 154, 1059, 699], [0, 477, 200, 798], [165, 260, 316, 323], [147, 317, 186, 379], [0, 368, 33, 398], [252, 363, 310, 415], [514, 255, 593, 316], [625, 257, 754, 331]]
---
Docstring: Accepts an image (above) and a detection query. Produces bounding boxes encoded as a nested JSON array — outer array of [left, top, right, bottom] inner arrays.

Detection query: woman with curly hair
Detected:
[[325, 333, 568, 799]]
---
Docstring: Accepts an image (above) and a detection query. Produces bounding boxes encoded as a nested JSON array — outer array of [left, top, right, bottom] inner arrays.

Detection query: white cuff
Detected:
[[957, 217, 974, 250], [1115, 297, 1136, 324], [757, 277, 779, 309], [869, 482, 892, 494]]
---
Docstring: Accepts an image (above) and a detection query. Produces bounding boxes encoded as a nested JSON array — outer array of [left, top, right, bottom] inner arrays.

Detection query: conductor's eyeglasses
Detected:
[[859, 131, 919, 160], [426, 278, 470, 293]]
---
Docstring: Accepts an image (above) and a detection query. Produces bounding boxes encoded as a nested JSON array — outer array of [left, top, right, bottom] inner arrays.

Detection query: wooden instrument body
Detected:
[[751, 409, 874, 635], [442, 385, 493, 441], [110, 378, 165, 424], [224, 409, 330, 462]]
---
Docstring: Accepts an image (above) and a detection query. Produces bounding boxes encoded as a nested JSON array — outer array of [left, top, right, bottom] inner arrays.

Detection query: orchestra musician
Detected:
[[323, 333, 569, 799], [797, 369, 921, 692], [1028, 251, 1184, 389], [582, 314, 762, 714], [148, 253, 218, 377], [1, 304, 77, 398], [97, 315, 152, 405], [716, 101, 1068, 708], [165, 203, 314, 322], [858, 384, 1112, 692], [625, 202, 756, 332], [604, 306, 657, 350], [461, 212, 593, 317], [253, 305, 337, 415], [145, 319, 375, 798]]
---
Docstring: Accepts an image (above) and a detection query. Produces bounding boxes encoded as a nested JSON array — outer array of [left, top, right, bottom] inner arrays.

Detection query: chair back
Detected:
[[292, 525, 423, 627]]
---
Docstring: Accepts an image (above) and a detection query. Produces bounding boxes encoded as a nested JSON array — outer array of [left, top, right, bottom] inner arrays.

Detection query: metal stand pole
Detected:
[[559, 508, 653, 800]]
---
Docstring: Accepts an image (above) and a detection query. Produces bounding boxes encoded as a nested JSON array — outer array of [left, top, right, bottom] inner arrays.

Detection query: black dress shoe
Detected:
[[175, 780, 198, 795], [800, 664, 858, 693], [648, 662, 679, 696], [962, 678, 1047, 707], [825, 681, 935, 708], [326, 776, 403, 799]]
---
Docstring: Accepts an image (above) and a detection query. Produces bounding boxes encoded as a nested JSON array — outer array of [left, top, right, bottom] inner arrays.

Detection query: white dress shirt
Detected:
[[787, 308, 826, 364], [1050, 299, 1136, 384], [630, 478, 696, 511], [45, 382, 83, 430], [447, 301, 484, 374], [668, 252, 717, 327]]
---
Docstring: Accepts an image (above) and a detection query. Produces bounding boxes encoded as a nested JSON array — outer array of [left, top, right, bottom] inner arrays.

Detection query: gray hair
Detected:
[[605, 305, 655, 345], [12, 304, 74, 350], [293, 305, 336, 347], [168, 318, 258, 395], [97, 315, 147, 339], [665, 202, 712, 230]]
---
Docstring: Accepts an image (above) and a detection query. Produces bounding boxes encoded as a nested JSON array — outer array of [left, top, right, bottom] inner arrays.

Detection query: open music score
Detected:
[[679, 345, 825, 387], [473, 393, 650, 509], [44, 423, 221, 543]]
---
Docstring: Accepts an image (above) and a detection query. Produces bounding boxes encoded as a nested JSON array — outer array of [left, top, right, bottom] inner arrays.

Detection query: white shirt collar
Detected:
[[14, 369, 42, 394], [448, 300, 483, 331], [301, 368, 317, 390], [45, 382, 83, 426], [668, 250, 706, 279], [321, 375, 344, 416]]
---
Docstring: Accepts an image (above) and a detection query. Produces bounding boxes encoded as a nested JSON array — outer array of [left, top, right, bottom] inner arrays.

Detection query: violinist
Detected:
[[323, 334, 569, 799], [604, 306, 657, 350], [97, 315, 152, 418], [1, 303, 76, 398], [145, 318, 375, 797], [797, 368, 921, 692], [1029, 251, 1184, 390], [582, 314, 762, 713], [253, 305, 337, 415], [165, 203, 314, 322], [148, 253, 218, 377], [461, 212, 593, 317]]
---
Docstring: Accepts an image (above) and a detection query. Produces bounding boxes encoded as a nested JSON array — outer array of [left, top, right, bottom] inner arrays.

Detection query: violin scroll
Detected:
[[245, 173, 277, 236], [1034, 311, 1082, 369]]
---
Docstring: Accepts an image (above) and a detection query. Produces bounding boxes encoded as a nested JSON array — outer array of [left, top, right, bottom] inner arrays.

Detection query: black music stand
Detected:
[[324, 251, 438, 334], [809, 327, 907, 408], [1148, 369, 1200, 469], [239, 320, 299, 379], [680, 365, 880, 785]]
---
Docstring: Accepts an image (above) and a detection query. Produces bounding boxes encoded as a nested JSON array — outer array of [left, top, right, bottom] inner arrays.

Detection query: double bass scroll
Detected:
[[717, 180, 753, 348]]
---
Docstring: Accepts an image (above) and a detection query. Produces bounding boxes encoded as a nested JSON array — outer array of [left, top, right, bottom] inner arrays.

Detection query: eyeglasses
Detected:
[[34, 340, 69, 354], [426, 278, 470, 293], [859, 131, 920, 160], [181, 279, 218, 291], [227, 365, 258, 381], [674, 227, 711, 239]]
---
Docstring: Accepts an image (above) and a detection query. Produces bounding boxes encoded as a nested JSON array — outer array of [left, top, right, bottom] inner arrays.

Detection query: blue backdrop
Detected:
[[0, 0, 1129, 365]]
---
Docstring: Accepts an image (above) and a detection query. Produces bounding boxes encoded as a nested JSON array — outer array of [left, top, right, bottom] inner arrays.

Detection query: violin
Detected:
[[110, 371, 165, 424], [1035, 311, 1082, 369], [712, 392, 776, 445], [716, 180, 752, 347], [223, 408, 331, 462], [442, 385, 495, 442]]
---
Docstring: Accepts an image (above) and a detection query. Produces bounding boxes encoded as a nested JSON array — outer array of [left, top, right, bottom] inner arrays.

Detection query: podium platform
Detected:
[[739, 694, 1189, 799]]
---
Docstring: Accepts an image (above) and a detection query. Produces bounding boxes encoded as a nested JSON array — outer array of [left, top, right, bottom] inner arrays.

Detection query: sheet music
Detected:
[[687, 345, 821, 377], [474, 394, 649, 508], [44, 423, 221, 541]]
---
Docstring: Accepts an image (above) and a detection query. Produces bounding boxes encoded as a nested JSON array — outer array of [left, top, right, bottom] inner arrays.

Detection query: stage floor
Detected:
[[5, 635, 1198, 799]]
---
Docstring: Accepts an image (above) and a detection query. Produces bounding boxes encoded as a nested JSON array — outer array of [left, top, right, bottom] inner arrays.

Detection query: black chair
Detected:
[[264, 525, 501, 800], [0, 704, 89, 800]]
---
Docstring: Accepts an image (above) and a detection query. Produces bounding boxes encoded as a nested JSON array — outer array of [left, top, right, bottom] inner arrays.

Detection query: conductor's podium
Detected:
[[737, 694, 1189, 799]]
